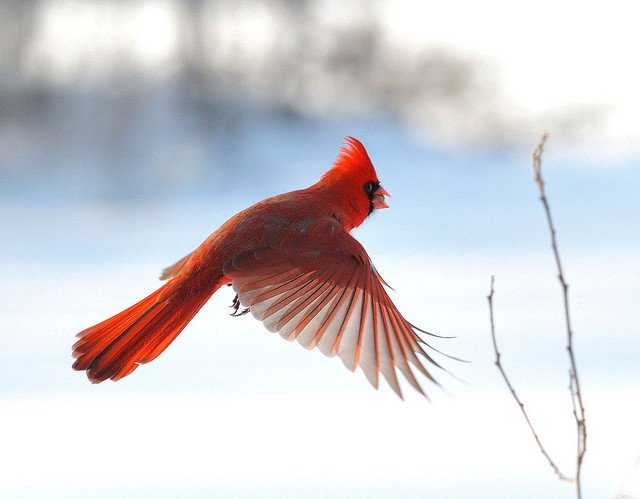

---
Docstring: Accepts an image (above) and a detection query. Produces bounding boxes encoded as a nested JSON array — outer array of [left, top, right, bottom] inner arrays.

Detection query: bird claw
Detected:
[[229, 293, 250, 317]]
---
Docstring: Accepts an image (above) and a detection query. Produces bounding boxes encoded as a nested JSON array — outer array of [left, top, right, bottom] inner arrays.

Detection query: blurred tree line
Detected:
[[0, 0, 600, 197]]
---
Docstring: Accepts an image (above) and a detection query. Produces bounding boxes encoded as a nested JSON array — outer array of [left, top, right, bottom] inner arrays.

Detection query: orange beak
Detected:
[[372, 185, 390, 210]]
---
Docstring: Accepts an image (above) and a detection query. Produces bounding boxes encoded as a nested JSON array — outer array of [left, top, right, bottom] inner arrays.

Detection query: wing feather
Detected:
[[335, 285, 365, 372], [224, 230, 445, 397], [276, 281, 331, 341], [275, 279, 333, 334], [382, 304, 424, 396], [373, 289, 402, 398], [293, 283, 341, 347], [311, 273, 355, 353], [354, 273, 378, 388]]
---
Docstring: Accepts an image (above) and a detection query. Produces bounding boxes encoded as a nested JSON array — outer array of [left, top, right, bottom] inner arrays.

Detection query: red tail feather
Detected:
[[73, 279, 218, 383]]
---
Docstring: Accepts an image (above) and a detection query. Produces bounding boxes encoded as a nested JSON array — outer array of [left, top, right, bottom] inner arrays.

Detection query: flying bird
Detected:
[[72, 137, 447, 398]]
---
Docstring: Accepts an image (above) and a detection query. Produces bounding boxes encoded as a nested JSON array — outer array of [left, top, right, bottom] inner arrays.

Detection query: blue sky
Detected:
[[1, 116, 639, 497], [2, 1, 640, 496]]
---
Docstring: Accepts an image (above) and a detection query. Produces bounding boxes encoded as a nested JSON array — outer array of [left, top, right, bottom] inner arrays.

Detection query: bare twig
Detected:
[[532, 131, 587, 498], [488, 132, 587, 498], [487, 276, 572, 483]]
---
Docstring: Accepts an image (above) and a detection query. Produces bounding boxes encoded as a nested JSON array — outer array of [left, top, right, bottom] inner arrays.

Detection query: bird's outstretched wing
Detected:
[[223, 223, 444, 399]]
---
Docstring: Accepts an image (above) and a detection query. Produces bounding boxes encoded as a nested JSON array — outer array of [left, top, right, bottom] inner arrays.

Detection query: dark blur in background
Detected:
[[2, 0, 626, 202]]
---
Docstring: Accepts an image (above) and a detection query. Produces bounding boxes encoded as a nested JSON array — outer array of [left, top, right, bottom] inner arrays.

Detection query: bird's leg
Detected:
[[229, 293, 250, 316]]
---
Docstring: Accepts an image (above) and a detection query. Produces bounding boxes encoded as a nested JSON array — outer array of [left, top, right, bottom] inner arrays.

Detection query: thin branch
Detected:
[[487, 276, 572, 483], [532, 131, 587, 498], [488, 132, 587, 498]]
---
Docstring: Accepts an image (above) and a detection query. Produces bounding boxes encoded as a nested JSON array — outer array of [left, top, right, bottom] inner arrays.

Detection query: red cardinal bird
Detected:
[[73, 137, 446, 398]]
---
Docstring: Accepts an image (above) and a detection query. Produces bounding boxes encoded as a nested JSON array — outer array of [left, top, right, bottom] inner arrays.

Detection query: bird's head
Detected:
[[319, 137, 390, 230]]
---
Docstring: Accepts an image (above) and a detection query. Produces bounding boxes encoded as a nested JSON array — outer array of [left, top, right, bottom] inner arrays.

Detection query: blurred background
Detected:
[[1, 1, 639, 497]]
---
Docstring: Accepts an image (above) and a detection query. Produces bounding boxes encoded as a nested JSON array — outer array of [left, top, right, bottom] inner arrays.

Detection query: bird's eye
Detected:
[[363, 181, 377, 194]]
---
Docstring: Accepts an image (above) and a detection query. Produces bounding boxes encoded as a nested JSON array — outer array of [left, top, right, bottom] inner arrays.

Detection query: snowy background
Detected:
[[1, 1, 639, 497]]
